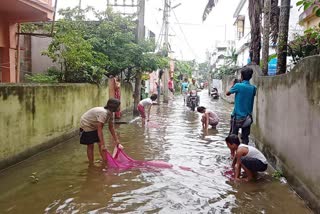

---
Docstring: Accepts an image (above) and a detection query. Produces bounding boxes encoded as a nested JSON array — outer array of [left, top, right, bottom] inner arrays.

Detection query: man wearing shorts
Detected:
[[225, 134, 268, 182], [80, 98, 122, 164]]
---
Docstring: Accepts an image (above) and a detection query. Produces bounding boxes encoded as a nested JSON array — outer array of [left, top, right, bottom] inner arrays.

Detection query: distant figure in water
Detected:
[[197, 106, 219, 130], [114, 76, 121, 119], [225, 134, 268, 182], [79, 98, 123, 165], [137, 94, 158, 123]]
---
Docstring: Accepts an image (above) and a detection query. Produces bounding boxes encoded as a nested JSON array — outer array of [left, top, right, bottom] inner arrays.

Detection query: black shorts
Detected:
[[80, 129, 100, 145], [241, 156, 268, 172]]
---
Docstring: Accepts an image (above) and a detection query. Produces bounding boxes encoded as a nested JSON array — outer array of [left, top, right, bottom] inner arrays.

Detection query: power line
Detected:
[[172, 10, 199, 60]]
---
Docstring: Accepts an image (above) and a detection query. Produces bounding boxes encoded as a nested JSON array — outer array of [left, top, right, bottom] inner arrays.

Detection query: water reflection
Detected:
[[0, 90, 311, 213]]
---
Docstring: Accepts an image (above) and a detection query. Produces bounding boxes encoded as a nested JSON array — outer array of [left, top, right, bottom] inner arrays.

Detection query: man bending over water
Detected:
[[225, 134, 268, 182]]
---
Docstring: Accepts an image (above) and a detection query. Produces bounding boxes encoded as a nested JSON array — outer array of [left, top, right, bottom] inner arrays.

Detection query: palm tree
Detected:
[[277, 0, 291, 74], [262, 0, 271, 75], [248, 0, 263, 65], [202, 0, 219, 21]]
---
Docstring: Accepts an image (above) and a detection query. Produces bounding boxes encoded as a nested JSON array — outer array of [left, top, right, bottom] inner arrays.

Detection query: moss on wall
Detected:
[[0, 82, 133, 169]]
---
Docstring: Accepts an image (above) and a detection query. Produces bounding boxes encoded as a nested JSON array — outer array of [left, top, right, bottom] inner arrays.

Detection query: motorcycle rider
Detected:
[[210, 87, 219, 99], [187, 78, 200, 106]]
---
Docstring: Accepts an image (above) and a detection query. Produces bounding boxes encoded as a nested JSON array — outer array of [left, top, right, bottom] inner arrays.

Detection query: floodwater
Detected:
[[0, 90, 311, 214]]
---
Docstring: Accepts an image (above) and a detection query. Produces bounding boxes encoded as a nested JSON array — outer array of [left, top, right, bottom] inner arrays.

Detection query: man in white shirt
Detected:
[[225, 134, 268, 182]]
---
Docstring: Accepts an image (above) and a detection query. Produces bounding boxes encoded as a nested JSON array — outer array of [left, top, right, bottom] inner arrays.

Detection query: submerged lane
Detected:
[[0, 90, 311, 213]]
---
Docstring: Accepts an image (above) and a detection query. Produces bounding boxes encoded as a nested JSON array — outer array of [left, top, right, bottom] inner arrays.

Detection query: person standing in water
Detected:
[[114, 76, 121, 119], [226, 67, 256, 145], [181, 78, 189, 104], [80, 98, 123, 165], [168, 77, 175, 96], [137, 94, 158, 123]]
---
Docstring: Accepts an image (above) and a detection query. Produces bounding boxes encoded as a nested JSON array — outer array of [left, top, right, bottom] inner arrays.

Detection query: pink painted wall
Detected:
[[148, 71, 158, 95], [0, 0, 53, 82]]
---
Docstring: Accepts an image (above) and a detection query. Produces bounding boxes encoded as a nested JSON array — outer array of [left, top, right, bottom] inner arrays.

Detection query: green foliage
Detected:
[[175, 60, 194, 78], [272, 170, 284, 180], [25, 73, 58, 83], [288, 27, 320, 64], [297, 0, 320, 18], [224, 48, 238, 66], [213, 65, 239, 79], [21, 23, 38, 33], [212, 48, 239, 79], [44, 7, 168, 83]]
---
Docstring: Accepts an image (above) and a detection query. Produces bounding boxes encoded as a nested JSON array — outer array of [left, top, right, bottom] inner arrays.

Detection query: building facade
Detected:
[[232, 0, 303, 68], [0, 0, 54, 83], [299, 2, 320, 28]]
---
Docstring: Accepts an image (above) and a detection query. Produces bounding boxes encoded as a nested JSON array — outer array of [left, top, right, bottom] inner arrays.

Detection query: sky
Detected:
[[56, 0, 238, 62]]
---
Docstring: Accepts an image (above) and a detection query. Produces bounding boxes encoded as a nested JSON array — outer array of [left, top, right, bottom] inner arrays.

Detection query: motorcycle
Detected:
[[186, 90, 199, 111], [210, 87, 219, 99]]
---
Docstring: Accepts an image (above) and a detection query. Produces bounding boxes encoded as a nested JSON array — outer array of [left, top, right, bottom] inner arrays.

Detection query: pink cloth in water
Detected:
[[104, 147, 173, 170], [223, 167, 235, 180], [147, 121, 160, 128]]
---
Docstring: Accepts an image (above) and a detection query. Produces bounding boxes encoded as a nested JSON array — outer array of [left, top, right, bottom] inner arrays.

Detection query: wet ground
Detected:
[[0, 90, 312, 213]]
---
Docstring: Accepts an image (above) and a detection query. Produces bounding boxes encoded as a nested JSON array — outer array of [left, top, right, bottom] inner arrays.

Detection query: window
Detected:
[[235, 15, 245, 39]]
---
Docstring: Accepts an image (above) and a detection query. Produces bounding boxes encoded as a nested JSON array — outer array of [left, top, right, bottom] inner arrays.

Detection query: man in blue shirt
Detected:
[[226, 67, 256, 145], [181, 78, 189, 104]]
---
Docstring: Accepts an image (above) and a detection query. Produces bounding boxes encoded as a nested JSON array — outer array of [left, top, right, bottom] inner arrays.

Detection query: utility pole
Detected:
[[162, 0, 170, 103], [106, 0, 144, 115], [133, 0, 146, 114]]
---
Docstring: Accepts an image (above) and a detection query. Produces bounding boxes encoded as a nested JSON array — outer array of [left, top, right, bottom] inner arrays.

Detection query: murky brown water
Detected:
[[0, 90, 312, 213]]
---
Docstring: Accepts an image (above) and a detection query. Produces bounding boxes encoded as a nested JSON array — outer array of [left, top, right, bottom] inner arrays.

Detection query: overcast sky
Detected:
[[56, 0, 237, 62]]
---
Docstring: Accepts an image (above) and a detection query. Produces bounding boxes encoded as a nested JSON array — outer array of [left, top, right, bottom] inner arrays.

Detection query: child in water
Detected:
[[80, 98, 123, 165], [137, 94, 158, 123], [197, 106, 219, 130], [225, 134, 268, 182]]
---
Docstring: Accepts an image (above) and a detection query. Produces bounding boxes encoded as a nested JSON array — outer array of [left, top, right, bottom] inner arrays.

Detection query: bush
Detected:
[[25, 73, 59, 83], [288, 27, 320, 64]]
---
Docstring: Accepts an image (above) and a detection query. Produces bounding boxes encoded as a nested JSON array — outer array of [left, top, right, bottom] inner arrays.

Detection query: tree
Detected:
[[44, 7, 168, 82], [277, 0, 291, 74], [202, 0, 218, 21], [174, 60, 194, 79], [248, 0, 263, 65], [225, 48, 238, 66], [43, 20, 109, 83], [262, 0, 272, 75]]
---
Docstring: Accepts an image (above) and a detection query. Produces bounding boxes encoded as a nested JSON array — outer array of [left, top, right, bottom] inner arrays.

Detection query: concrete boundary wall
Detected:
[[220, 75, 236, 104], [0, 82, 133, 170], [251, 56, 320, 211]]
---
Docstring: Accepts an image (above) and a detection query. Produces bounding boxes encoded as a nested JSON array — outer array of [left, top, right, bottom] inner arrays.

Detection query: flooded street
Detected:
[[0, 90, 311, 213]]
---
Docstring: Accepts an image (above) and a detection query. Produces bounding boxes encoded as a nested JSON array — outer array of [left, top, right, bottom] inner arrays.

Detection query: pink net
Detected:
[[223, 166, 235, 180], [147, 121, 160, 128], [104, 147, 191, 171]]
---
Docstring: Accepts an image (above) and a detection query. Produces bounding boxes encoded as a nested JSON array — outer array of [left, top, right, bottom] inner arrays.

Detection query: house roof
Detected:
[[0, 0, 54, 22], [233, 0, 247, 18]]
